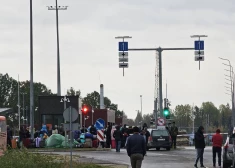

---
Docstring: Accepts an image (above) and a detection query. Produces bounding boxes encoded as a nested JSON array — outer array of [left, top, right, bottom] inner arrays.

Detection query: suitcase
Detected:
[[35, 137, 41, 148], [11, 139, 17, 149], [85, 138, 92, 148], [39, 140, 45, 148], [23, 138, 30, 148], [92, 140, 98, 148]]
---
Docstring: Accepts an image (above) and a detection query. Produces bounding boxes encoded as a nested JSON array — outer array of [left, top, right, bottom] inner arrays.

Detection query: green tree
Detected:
[[219, 103, 231, 129], [142, 114, 151, 127], [135, 110, 143, 125], [201, 102, 220, 128], [174, 104, 192, 128], [0, 73, 54, 127], [66, 87, 81, 96]]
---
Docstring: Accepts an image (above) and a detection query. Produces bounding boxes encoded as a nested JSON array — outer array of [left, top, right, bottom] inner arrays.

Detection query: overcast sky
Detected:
[[1, 0, 235, 119]]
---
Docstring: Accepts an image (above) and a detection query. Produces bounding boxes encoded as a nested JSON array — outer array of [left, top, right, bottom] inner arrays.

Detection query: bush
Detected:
[[0, 148, 106, 168]]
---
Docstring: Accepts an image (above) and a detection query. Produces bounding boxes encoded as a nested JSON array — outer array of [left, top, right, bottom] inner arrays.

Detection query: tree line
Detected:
[[0, 73, 126, 127], [133, 102, 232, 133]]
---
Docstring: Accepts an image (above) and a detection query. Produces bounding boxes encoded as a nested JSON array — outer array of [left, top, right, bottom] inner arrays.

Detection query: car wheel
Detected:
[[223, 162, 231, 168], [166, 147, 170, 151], [156, 148, 160, 151]]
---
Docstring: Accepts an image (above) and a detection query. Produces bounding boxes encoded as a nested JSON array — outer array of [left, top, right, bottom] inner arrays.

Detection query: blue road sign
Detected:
[[119, 42, 128, 51], [95, 118, 105, 130], [194, 41, 204, 50]]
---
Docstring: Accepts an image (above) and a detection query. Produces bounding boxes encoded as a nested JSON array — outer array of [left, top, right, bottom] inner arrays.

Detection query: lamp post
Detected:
[[29, 0, 34, 139], [47, 2, 68, 96]]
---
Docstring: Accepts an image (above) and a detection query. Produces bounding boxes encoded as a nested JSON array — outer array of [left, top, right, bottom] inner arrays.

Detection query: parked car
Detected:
[[147, 126, 172, 151], [223, 135, 235, 168]]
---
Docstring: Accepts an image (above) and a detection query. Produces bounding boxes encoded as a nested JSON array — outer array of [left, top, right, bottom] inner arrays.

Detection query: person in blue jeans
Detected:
[[113, 126, 123, 152]]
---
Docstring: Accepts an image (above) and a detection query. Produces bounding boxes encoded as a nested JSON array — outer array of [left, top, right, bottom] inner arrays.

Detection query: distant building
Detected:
[[38, 96, 80, 130]]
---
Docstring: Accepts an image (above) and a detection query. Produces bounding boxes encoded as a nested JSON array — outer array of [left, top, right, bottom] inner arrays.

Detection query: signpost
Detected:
[[63, 107, 79, 168], [157, 118, 166, 126], [191, 35, 208, 70], [95, 118, 105, 130], [115, 36, 132, 76]]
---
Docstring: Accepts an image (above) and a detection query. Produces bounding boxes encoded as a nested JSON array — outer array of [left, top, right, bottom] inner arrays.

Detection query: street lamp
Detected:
[[47, 2, 68, 96]]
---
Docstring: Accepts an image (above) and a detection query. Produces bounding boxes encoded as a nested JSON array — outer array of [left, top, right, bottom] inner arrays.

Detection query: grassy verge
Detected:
[[0, 148, 109, 168]]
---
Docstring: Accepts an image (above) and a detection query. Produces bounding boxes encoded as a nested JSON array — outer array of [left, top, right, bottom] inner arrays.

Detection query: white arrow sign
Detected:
[[195, 50, 204, 56], [97, 120, 104, 128], [119, 52, 128, 57]]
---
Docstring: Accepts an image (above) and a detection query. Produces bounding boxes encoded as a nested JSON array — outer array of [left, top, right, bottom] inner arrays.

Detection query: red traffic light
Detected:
[[82, 105, 89, 114]]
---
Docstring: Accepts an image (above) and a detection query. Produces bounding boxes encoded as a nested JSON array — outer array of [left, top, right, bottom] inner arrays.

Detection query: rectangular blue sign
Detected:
[[119, 42, 128, 51], [194, 40, 204, 50]]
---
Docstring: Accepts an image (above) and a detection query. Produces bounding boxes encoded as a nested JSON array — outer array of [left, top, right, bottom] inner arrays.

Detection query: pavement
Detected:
[[39, 146, 218, 168]]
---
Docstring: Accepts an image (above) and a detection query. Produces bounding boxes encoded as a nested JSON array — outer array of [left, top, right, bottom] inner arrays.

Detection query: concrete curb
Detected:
[[27, 148, 111, 152]]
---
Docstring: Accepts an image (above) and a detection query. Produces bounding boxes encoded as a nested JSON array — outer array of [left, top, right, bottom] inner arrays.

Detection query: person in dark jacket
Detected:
[[7, 126, 12, 148], [126, 126, 146, 168], [113, 125, 123, 152], [19, 126, 25, 148], [194, 126, 206, 168], [90, 125, 97, 135], [105, 125, 112, 148]]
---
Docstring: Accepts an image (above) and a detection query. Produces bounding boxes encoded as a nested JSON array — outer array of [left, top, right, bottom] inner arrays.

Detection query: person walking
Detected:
[[170, 121, 178, 149], [126, 126, 146, 168], [212, 129, 223, 168], [113, 125, 123, 152], [194, 126, 206, 168]]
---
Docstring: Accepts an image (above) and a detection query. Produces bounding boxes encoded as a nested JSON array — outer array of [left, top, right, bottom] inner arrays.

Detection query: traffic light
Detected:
[[163, 108, 170, 119], [81, 105, 89, 115]]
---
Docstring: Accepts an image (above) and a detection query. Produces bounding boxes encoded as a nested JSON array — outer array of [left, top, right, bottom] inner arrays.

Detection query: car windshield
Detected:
[[152, 130, 168, 136]]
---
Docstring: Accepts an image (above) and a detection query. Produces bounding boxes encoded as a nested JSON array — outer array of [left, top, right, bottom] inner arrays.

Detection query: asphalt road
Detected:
[[49, 146, 218, 168]]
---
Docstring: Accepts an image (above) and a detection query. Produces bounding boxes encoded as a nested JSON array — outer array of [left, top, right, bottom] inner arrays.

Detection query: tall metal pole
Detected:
[[140, 95, 142, 116], [23, 93, 25, 125], [219, 57, 234, 127], [18, 75, 20, 131], [55, 0, 61, 96], [158, 48, 163, 117], [30, 0, 34, 139]]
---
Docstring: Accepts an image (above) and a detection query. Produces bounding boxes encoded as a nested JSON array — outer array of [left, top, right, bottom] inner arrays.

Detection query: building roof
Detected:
[[0, 108, 12, 114]]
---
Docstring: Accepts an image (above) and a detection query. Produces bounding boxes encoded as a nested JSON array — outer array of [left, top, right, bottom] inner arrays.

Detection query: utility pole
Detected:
[[47, 3, 68, 96], [29, 0, 34, 139], [17, 75, 20, 131], [140, 95, 143, 116], [22, 93, 26, 125], [219, 57, 235, 127], [129, 47, 194, 115]]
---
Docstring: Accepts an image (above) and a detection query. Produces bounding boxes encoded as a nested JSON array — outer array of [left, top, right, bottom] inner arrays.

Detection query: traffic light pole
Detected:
[[128, 47, 194, 120]]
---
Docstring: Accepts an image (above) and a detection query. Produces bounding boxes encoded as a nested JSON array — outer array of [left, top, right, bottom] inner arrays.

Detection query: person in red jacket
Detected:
[[212, 129, 223, 168]]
